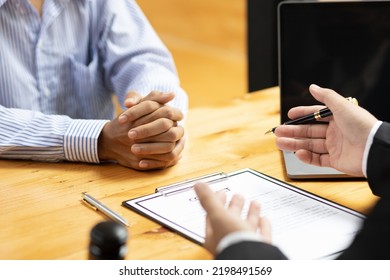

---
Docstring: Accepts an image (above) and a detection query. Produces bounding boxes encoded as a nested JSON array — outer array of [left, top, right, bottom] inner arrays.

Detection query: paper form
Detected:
[[123, 169, 364, 259]]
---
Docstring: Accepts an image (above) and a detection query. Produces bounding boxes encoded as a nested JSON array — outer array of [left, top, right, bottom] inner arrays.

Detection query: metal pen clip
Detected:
[[82, 192, 98, 210]]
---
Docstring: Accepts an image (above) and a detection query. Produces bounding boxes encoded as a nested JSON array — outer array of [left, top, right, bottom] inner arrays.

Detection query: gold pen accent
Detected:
[[264, 128, 274, 135], [314, 111, 322, 120], [265, 97, 358, 134]]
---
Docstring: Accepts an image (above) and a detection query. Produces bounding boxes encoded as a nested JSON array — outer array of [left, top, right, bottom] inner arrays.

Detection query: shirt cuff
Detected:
[[64, 119, 109, 163], [216, 230, 264, 254], [362, 121, 383, 177]]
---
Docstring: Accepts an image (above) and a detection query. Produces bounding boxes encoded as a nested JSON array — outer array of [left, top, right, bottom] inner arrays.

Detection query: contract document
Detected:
[[122, 169, 365, 259]]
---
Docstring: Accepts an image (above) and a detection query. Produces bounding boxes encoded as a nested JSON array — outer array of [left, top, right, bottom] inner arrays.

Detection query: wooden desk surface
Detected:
[[0, 88, 378, 260]]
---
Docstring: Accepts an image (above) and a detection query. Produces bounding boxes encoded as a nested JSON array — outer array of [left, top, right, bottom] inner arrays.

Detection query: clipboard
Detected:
[[122, 168, 365, 259]]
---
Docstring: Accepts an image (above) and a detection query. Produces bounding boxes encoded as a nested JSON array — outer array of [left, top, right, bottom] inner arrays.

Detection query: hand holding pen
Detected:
[[273, 84, 379, 177], [265, 97, 358, 134]]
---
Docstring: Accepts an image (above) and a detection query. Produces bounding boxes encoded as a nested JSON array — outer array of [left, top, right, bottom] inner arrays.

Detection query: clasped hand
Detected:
[[98, 91, 185, 170]]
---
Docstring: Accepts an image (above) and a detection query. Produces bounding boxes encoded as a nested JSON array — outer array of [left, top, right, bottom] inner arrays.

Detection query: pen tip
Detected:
[[264, 129, 273, 135]]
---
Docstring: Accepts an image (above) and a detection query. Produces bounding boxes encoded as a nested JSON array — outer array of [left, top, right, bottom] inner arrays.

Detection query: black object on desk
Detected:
[[88, 221, 128, 260]]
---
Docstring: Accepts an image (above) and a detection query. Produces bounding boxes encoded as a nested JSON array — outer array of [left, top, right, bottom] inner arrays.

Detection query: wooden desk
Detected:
[[0, 88, 377, 260]]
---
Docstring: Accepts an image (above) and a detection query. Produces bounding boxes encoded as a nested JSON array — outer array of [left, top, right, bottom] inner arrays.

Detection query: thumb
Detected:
[[123, 91, 142, 108], [142, 91, 176, 105], [309, 84, 352, 113]]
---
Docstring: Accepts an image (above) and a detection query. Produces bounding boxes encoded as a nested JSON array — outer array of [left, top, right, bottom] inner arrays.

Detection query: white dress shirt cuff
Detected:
[[64, 119, 109, 163], [362, 121, 383, 178], [216, 231, 264, 255]]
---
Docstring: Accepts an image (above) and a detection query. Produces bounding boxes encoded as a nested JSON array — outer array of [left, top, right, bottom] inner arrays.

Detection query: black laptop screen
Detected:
[[278, 1, 390, 123]]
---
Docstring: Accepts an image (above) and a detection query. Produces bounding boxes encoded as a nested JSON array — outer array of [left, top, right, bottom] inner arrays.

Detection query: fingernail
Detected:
[[310, 84, 320, 90], [128, 130, 137, 139], [131, 145, 141, 154], [139, 161, 149, 168], [125, 97, 136, 105], [118, 114, 128, 124]]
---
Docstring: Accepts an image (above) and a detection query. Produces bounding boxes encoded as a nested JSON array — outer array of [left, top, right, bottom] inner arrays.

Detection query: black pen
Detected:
[[265, 97, 357, 134]]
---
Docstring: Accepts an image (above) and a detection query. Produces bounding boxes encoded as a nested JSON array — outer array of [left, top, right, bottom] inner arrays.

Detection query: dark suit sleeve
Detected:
[[337, 122, 390, 259], [337, 197, 390, 259], [216, 122, 390, 260], [216, 241, 288, 260], [367, 122, 390, 197]]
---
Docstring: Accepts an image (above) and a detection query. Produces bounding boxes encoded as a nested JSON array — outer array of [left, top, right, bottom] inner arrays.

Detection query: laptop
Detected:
[[278, 0, 390, 178]]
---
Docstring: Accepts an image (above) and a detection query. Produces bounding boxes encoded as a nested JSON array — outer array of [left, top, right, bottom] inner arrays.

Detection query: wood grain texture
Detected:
[[0, 0, 376, 260], [0, 88, 377, 260]]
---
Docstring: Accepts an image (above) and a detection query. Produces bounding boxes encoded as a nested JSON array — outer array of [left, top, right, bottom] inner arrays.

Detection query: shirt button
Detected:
[[43, 87, 51, 97], [37, 40, 43, 49]]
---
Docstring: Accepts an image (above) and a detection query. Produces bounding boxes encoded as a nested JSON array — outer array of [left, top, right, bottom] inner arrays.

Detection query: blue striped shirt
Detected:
[[0, 0, 188, 163]]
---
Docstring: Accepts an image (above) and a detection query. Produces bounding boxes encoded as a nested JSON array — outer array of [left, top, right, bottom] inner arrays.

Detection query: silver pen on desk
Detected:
[[81, 192, 129, 227]]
